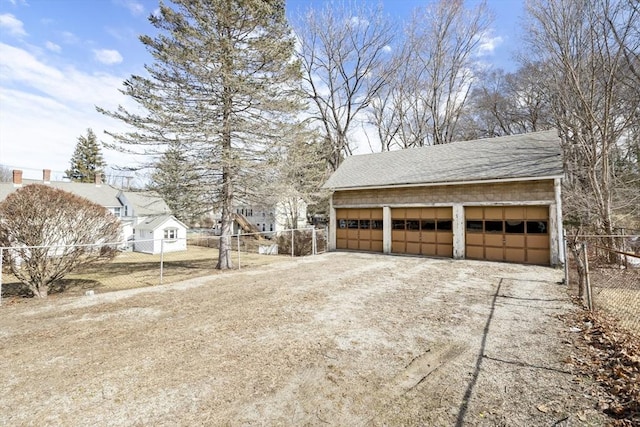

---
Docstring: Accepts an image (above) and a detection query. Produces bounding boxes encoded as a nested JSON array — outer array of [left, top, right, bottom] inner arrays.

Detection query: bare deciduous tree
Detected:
[[267, 128, 329, 229], [294, 1, 395, 169], [371, 0, 491, 149], [0, 185, 121, 298], [465, 62, 554, 139], [525, 0, 640, 254], [0, 165, 11, 182]]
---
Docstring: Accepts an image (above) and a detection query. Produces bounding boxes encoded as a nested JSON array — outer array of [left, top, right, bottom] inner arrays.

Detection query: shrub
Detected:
[[0, 184, 121, 297]]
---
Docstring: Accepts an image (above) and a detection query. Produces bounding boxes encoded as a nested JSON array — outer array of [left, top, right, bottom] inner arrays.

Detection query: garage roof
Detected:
[[323, 130, 564, 190]]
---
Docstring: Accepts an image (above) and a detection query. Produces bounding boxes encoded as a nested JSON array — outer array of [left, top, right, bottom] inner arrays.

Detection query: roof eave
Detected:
[[324, 174, 565, 192]]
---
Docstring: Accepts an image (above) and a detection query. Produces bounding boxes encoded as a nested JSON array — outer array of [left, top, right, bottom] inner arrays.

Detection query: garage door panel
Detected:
[[406, 231, 421, 242], [421, 243, 437, 256], [421, 232, 436, 243], [359, 240, 371, 250], [392, 241, 405, 252], [465, 206, 550, 265], [467, 234, 483, 245], [392, 230, 405, 241], [506, 249, 526, 263], [528, 249, 550, 264], [437, 232, 453, 244], [437, 244, 453, 257], [505, 206, 524, 219], [336, 208, 383, 252], [371, 241, 383, 252], [467, 246, 484, 259], [466, 207, 483, 218], [406, 208, 421, 218], [526, 206, 548, 219], [406, 242, 421, 254], [528, 235, 550, 249], [485, 247, 504, 261], [485, 235, 503, 246], [436, 207, 451, 218], [421, 207, 437, 217], [484, 207, 503, 220]]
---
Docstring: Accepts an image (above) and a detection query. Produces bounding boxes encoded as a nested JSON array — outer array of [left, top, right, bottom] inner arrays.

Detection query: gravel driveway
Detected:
[[0, 252, 607, 426]]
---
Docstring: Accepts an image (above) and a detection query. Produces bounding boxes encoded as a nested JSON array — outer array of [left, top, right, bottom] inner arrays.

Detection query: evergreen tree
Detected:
[[149, 141, 208, 225], [98, 0, 303, 269], [66, 128, 106, 183]]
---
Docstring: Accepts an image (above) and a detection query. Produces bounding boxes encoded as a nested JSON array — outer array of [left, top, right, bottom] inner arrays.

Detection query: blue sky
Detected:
[[0, 0, 525, 181]]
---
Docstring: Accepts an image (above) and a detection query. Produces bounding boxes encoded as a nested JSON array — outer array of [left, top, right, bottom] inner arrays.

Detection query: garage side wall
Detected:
[[332, 180, 555, 206]]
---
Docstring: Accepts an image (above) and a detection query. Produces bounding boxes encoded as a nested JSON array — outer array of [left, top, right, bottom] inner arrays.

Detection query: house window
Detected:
[[164, 228, 178, 240], [113, 207, 121, 217]]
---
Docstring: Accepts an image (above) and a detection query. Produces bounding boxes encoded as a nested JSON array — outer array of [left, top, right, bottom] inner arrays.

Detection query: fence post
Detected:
[[0, 247, 3, 306], [291, 229, 294, 257], [312, 228, 317, 255], [160, 239, 164, 285], [563, 230, 569, 286], [583, 242, 592, 311], [237, 233, 241, 270]]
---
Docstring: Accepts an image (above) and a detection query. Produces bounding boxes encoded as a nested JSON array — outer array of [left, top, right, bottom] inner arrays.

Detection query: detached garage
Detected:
[[323, 130, 565, 266]]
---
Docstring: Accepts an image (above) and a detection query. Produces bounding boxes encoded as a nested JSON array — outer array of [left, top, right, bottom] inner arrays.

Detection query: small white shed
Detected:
[[134, 215, 188, 254]]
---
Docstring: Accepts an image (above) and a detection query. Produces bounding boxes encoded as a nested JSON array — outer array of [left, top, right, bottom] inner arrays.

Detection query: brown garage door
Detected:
[[336, 208, 383, 252], [465, 206, 550, 265], [391, 207, 453, 257]]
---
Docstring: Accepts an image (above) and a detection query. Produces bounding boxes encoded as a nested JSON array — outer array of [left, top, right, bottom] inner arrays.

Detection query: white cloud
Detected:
[[116, 0, 145, 16], [61, 31, 79, 44], [0, 13, 27, 37], [45, 40, 61, 52], [0, 43, 142, 177], [93, 49, 123, 65], [477, 32, 504, 56]]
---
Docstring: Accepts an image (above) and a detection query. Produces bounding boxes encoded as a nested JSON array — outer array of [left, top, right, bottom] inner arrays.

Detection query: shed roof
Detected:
[[322, 130, 564, 190], [136, 214, 187, 231]]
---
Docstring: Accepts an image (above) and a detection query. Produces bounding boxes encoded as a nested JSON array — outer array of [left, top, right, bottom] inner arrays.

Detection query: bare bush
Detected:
[[0, 184, 121, 297]]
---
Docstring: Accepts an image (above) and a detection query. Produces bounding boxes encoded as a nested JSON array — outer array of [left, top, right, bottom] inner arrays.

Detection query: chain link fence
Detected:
[[0, 227, 328, 304], [564, 232, 640, 335]]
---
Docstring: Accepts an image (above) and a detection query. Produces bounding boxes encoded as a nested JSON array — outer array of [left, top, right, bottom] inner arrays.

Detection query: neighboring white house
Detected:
[[134, 215, 188, 254], [0, 169, 187, 254], [222, 197, 310, 235]]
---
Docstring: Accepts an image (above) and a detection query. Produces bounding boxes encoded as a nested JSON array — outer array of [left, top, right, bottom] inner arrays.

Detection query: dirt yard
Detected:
[[0, 252, 610, 426]]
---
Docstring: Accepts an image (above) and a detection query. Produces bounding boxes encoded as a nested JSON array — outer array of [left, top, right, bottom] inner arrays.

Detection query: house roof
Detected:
[[136, 214, 188, 231], [322, 130, 564, 190], [119, 190, 171, 216], [0, 180, 121, 207]]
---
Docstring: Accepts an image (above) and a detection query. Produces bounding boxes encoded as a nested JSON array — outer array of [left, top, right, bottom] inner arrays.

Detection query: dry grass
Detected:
[[1, 245, 291, 299]]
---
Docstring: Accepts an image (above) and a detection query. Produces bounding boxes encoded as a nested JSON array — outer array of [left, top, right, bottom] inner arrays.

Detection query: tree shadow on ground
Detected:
[[1, 278, 102, 299]]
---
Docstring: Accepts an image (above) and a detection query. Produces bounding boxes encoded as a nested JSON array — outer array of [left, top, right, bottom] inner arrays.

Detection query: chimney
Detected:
[[12, 170, 23, 186], [43, 169, 51, 183], [95, 173, 102, 186]]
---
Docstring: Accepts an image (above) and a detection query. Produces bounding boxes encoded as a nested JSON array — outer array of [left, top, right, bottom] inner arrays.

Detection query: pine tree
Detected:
[[149, 141, 208, 225], [66, 128, 106, 183], [98, 0, 303, 269]]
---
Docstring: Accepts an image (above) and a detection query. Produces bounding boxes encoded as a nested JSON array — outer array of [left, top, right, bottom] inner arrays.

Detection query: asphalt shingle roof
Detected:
[[135, 214, 184, 231], [120, 191, 171, 216], [322, 130, 564, 190], [0, 180, 121, 207]]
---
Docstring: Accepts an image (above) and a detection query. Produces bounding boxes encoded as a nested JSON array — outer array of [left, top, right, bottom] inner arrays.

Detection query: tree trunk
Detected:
[[217, 33, 234, 271]]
